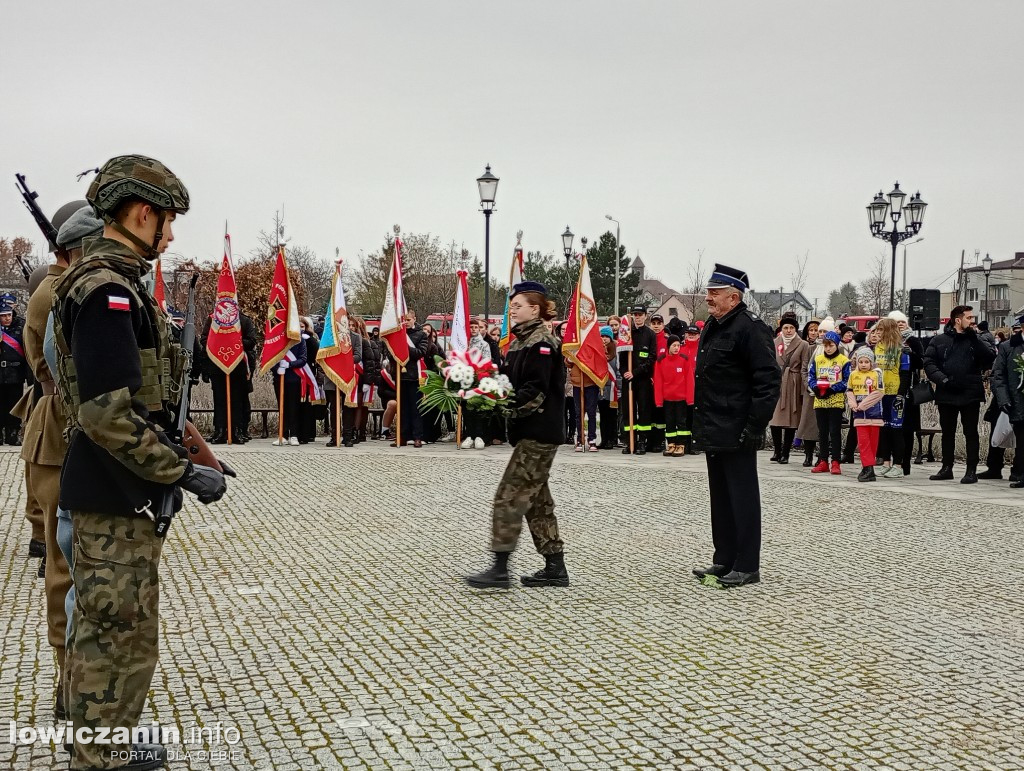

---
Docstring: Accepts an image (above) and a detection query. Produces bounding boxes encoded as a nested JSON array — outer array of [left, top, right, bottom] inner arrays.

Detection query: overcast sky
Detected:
[[2, 0, 1021, 311]]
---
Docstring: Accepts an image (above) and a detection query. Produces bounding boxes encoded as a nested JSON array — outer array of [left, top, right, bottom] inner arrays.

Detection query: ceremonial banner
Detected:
[[258, 246, 301, 374], [206, 229, 244, 374], [617, 314, 633, 353], [450, 269, 471, 354], [317, 261, 357, 396], [562, 253, 609, 387], [380, 237, 410, 365], [499, 240, 524, 354]]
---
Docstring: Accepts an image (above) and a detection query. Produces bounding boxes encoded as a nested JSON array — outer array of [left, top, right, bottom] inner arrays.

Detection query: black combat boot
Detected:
[[961, 466, 978, 484], [37, 559, 45, 579], [465, 552, 511, 589], [929, 465, 954, 481], [521, 553, 569, 587], [769, 427, 782, 462], [6, 427, 21, 446], [802, 441, 816, 467], [342, 427, 355, 448], [28, 538, 45, 558], [356, 429, 367, 444]]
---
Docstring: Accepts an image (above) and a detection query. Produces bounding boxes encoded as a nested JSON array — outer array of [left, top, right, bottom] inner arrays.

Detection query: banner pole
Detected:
[[579, 372, 585, 449], [277, 372, 285, 445], [335, 388, 341, 447], [456, 404, 463, 448], [395, 366, 403, 447], [628, 353, 635, 455], [226, 373, 233, 445]]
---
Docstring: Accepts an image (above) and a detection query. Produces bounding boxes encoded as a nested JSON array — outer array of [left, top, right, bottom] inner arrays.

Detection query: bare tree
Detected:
[[680, 249, 709, 321], [858, 253, 891, 316], [0, 236, 39, 298], [791, 250, 810, 295]]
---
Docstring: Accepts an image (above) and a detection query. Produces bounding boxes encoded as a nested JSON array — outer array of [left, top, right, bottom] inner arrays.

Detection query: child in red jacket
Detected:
[[655, 335, 691, 456]]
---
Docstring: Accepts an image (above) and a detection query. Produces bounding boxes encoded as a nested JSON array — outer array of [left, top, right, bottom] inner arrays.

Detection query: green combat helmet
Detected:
[[86, 154, 190, 259]]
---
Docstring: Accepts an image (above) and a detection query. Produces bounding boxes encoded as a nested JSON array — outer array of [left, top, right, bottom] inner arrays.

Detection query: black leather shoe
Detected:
[[718, 570, 761, 587], [692, 564, 729, 579], [857, 466, 876, 482], [929, 465, 954, 481], [621, 446, 631, 454], [978, 468, 1004, 480], [466, 553, 511, 589], [802, 455, 814, 468], [634, 445, 646, 456], [326, 439, 337, 447], [778, 453, 790, 465], [1010, 479, 1024, 489], [961, 470, 978, 484], [207, 431, 227, 445], [1010, 473, 1022, 483], [28, 538, 45, 558], [521, 553, 569, 587]]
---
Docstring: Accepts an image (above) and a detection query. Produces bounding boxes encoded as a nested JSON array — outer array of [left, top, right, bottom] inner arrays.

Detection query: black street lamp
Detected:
[[867, 182, 927, 313], [561, 226, 575, 311], [477, 164, 499, 323], [982, 253, 993, 321]]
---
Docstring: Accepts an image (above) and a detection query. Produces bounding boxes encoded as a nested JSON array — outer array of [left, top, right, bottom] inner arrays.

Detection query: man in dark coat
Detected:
[[0, 300, 28, 444], [923, 305, 996, 484], [692, 264, 781, 588], [989, 314, 1024, 487], [618, 305, 658, 454]]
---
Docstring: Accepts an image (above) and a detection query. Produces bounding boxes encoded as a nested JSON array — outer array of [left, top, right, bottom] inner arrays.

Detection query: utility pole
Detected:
[[957, 248, 965, 305]]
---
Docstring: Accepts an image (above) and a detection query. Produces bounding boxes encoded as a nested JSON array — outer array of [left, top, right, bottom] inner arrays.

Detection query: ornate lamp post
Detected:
[[476, 164, 499, 323], [561, 226, 575, 312], [867, 183, 927, 312], [982, 253, 993, 322]]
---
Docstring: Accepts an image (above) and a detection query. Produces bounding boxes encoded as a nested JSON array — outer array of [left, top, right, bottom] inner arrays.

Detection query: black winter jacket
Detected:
[[990, 334, 1024, 423], [692, 302, 781, 452], [360, 338, 383, 386], [923, 328, 995, 406], [618, 324, 657, 381], [0, 316, 27, 385], [503, 319, 565, 446]]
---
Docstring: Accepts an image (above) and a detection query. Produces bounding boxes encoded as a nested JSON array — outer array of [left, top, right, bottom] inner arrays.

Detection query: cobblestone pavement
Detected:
[[2, 440, 1023, 770]]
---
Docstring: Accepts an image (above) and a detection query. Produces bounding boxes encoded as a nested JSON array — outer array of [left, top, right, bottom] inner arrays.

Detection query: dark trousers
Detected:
[[273, 375, 302, 438], [464, 409, 491, 443], [877, 427, 905, 466], [573, 385, 599, 444], [938, 402, 981, 468], [598, 399, 617, 447], [684, 404, 695, 451], [619, 377, 654, 444], [988, 420, 1024, 476], [706, 450, 762, 572], [664, 400, 687, 444], [564, 395, 577, 442], [0, 382, 23, 439], [210, 367, 251, 435], [815, 408, 844, 462], [398, 380, 424, 442]]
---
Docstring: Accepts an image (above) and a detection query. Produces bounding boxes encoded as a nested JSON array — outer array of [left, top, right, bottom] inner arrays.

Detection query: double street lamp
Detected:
[[476, 164, 499, 323], [866, 182, 927, 312]]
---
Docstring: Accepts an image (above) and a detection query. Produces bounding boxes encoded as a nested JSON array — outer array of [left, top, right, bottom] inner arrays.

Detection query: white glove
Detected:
[[277, 362, 288, 374]]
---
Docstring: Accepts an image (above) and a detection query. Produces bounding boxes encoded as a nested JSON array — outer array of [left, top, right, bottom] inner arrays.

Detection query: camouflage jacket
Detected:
[[502, 319, 566, 447], [52, 236, 188, 516]]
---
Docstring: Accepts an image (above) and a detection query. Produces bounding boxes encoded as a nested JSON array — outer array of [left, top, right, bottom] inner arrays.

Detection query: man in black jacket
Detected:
[[0, 300, 27, 444], [692, 264, 781, 588], [389, 310, 431, 447], [619, 305, 658, 455], [923, 305, 996, 483]]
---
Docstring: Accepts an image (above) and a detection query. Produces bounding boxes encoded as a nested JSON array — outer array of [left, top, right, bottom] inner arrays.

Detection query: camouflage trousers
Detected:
[[67, 511, 163, 771], [491, 439, 564, 555]]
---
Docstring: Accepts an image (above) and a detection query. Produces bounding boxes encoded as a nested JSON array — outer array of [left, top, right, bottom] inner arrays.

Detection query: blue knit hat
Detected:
[[823, 330, 841, 345], [600, 325, 613, 338]]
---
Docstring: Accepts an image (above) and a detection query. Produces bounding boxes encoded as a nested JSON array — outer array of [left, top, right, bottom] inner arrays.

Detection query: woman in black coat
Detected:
[[466, 282, 569, 590]]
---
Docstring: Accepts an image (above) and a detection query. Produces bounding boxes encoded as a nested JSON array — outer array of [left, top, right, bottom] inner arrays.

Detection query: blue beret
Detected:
[[510, 281, 548, 298]]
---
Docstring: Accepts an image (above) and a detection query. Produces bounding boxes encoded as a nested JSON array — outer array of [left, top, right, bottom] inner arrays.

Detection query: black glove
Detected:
[[1001, 403, 1012, 414], [739, 424, 763, 452], [218, 459, 237, 478], [179, 462, 227, 504]]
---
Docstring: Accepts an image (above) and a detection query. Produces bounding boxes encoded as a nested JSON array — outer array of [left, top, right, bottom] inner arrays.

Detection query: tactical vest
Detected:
[[51, 250, 186, 439]]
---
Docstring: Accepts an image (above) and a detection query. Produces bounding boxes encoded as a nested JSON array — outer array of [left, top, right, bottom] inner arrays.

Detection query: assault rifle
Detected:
[[15, 173, 58, 253], [155, 273, 227, 537]]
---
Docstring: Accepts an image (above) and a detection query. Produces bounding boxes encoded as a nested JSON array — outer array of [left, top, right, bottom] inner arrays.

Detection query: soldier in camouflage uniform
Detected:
[[466, 281, 570, 590], [53, 155, 228, 771]]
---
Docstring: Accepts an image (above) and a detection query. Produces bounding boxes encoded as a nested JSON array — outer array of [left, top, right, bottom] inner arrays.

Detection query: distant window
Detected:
[[991, 285, 1009, 300], [967, 289, 979, 302], [668, 307, 678, 317]]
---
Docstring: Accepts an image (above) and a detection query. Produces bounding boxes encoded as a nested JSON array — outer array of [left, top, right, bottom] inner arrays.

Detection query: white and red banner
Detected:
[[153, 257, 167, 313], [380, 237, 410, 365], [450, 269, 471, 354], [258, 246, 301, 374], [207, 228, 245, 374], [317, 260, 357, 397], [562, 253, 609, 387]]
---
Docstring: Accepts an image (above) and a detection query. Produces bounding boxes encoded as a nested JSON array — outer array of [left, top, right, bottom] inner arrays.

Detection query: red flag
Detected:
[[206, 229, 244, 374], [259, 247, 301, 374], [562, 253, 609, 387], [153, 257, 167, 313], [380, 237, 410, 365]]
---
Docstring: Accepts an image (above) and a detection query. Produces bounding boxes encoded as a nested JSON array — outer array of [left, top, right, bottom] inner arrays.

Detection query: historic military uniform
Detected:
[[466, 282, 569, 590], [618, 306, 658, 454], [54, 155, 226, 771], [1, 299, 28, 444], [692, 264, 781, 588]]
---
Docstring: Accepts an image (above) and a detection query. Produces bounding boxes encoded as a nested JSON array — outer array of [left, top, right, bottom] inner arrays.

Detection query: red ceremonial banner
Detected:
[[259, 247, 301, 374], [206, 233, 244, 374]]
